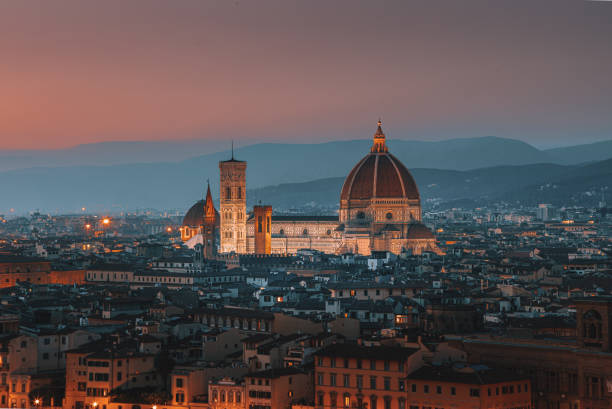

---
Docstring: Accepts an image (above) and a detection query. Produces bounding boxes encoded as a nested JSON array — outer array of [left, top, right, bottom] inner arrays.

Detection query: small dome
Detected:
[[406, 223, 435, 240], [183, 200, 205, 227]]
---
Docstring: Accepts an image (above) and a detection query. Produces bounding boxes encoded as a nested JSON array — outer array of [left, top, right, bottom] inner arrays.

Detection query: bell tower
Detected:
[[219, 148, 247, 254]]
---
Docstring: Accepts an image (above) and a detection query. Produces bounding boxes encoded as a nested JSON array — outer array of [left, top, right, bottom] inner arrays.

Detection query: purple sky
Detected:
[[1, 0, 611, 150]]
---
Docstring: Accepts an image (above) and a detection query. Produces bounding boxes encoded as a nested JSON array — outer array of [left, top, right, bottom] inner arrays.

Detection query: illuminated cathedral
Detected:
[[180, 121, 440, 256]]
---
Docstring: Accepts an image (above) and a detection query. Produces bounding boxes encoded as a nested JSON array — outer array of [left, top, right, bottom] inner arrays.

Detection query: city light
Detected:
[[85, 224, 91, 229], [102, 218, 110, 225]]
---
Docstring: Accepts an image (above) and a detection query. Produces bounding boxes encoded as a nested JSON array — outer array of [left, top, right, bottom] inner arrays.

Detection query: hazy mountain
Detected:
[[2, 135, 611, 173], [545, 140, 612, 165], [0, 140, 229, 172], [1, 136, 611, 214]]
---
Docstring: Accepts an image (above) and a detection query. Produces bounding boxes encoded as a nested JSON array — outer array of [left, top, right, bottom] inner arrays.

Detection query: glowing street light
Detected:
[[34, 399, 40, 406], [102, 218, 110, 225], [85, 224, 91, 230], [166, 227, 172, 233], [92, 402, 98, 408]]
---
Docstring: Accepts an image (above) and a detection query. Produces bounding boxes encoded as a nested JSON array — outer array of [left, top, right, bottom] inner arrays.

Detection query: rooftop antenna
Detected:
[[231, 140, 234, 160]]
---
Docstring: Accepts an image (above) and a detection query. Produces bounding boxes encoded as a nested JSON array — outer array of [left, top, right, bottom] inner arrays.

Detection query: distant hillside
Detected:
[[248, 160, 612, 210], [545, 140, 612, 165], [1, 136, 611, 213], [2, 135, 611, 174]]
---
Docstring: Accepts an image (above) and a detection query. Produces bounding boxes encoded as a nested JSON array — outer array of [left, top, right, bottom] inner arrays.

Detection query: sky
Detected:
[[1, 0, 612, 150]]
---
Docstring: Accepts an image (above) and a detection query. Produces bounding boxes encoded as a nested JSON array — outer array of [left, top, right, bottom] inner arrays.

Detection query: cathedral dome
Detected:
[[183, 200, 205, 227], [340, 121, 420, 202]]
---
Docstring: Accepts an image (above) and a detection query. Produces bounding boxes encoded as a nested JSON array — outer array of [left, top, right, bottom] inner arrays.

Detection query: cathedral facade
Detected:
[[181, 121, 440, 256]]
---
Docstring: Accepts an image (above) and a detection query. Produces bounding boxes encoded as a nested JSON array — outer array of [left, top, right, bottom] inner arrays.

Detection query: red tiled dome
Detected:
[[340, 149, 420, 201]]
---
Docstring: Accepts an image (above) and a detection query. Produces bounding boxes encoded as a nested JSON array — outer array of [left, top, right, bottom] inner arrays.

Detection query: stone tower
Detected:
[[219, 152, 247, 254], [202, 183, 217, 259], [253, 205, 272, 254]]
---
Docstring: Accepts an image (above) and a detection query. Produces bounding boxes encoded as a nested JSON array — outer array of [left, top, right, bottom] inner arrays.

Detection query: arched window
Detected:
[[385, 212, 393, 220], [279, 229, 285, 235], [343, 393, 351, 408], [356, 211, 365, 219], [583, 309, 603, 341], [226, 187, 231, 199]]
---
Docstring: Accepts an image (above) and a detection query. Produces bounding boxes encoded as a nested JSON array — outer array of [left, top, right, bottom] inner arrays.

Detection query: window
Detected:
[[436, 385, 442, 394], [175, 378, 183, 388], [344, 374, 350, 387], [344, 394, 351, 408], [318, 373, 324, 385], [44, 338, 51, 345], [398, 380, 404, 391], [175, 393, 184, 403], [451, 386, 456, 395], [117, 372, 122, 381], [383, 377, 390, 390], [384, 361, 390, 371], [357, 359, 362, 369], [43, 353, 49, 360], [344, 359, 349, 368], [411, 384, 416, 393], [236, 392, 241, 403], [318, 393, 324, 407], [330, 373, 336, 386], [370, 376, 377, 390], [357, 376, 363, 389], [470, 388, 480, 397], [424, 385, 429, 393], [370, 360, 376, 370]]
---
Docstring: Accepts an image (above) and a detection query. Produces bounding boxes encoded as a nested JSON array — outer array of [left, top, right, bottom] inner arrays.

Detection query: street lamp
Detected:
[[92, 402, 98, 408]]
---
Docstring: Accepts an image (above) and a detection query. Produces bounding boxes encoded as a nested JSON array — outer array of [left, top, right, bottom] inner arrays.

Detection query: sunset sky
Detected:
[[1, 0, 612, 150]]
